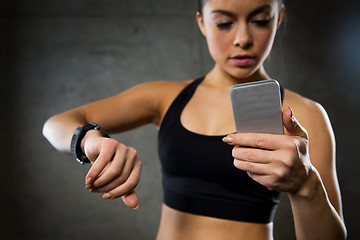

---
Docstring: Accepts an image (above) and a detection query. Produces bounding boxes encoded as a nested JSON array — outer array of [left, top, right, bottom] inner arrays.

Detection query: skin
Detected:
[[43, 0, 346, 239]]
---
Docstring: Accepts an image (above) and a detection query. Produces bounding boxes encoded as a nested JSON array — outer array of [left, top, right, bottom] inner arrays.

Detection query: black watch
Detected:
[[70, 122, 109, 164]]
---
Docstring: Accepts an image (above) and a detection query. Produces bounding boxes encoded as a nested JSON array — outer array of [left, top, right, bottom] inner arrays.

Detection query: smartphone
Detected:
[[230, 79, 283, 135]]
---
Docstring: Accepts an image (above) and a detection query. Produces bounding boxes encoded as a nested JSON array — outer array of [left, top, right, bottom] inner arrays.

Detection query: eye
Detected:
[[216, 22, 233, 30], [251, 18, 273, 27]]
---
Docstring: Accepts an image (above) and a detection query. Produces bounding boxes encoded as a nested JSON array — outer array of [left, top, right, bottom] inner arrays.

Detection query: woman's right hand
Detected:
[[83, 132, 142, 209]]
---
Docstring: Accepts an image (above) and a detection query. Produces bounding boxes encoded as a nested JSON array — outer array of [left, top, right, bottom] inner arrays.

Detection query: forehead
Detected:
[[203, 0, 279, 14]]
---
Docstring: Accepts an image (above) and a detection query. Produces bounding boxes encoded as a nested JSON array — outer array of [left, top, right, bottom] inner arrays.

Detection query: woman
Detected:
[[43, 0, 346, 239]]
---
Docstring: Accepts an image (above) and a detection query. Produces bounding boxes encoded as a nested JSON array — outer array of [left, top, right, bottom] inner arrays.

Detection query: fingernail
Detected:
[[233, 159, 241, 168], [103, 193, 113, 199], [132, 204, 139, 210], [289, 107, 293, 116], [85, 185, 92, 190], [222, 136, 233, 143], [85, 177, 92, 186], [289, 107, 295, 120]]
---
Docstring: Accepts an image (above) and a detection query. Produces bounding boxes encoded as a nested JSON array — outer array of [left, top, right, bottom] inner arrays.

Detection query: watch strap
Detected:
[[70, 122, 109, 164]]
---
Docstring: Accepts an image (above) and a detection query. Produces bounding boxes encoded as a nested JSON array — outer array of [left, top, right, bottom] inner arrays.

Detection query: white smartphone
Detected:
[[230, 79, 283, 135]]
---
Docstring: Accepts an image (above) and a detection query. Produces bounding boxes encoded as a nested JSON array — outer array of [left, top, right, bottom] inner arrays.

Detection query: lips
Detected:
[[229, 55, 255, 67]]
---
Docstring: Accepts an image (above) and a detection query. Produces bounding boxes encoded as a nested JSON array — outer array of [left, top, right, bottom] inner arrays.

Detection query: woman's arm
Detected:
[[42, 80, 183, 208], [284, 98, 346, 240], [42, 81, 168, 152], [223, 94, 346, 239]]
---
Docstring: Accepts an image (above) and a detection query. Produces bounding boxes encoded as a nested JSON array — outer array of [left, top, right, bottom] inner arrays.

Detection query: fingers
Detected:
[[92, 150, 140, 193], [223, 132, 288, 150], [85, 138, 118, 186], [223, 108, 311, 193], [232, 146, 272, 164], [91, 146, 137, 190], [232, 145, 290, 174], [101, 158, 142, 200], [222, 108, 308, 149], [229, 137, 309, 192], [233, 159, 267, 175], [233, 151, 295, 191], [283, 107, 308, 139], [102, 190, 140, 209], [122, 190, 139, 209], [83, 137, 142, 208]]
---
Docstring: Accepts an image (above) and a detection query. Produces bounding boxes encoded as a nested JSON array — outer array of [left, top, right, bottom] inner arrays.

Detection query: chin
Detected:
[[227, 68, 260, 80]]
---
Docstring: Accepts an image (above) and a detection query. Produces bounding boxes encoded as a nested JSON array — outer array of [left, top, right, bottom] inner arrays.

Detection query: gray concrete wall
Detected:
[[2, 0, 359, 239]]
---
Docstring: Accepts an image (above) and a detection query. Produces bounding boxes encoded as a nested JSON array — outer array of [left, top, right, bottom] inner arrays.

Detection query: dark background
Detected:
[[1, 0, 359, 239]]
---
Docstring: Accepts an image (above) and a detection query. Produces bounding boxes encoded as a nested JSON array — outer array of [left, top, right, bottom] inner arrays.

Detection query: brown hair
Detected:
[[197, 0, 284, 15]]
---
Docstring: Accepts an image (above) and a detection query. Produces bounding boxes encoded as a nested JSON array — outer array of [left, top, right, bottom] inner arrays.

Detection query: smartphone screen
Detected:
[[230, 79, 283, 135]]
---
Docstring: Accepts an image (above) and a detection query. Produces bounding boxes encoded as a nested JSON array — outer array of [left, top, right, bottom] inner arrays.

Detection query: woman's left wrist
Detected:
[[288, 166, 322, 201]]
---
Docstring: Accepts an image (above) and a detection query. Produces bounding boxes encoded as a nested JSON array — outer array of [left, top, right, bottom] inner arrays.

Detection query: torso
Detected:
[[180, 78, 236, 136], [155, 76, 285, 239], [158, 77, 237, 136], [156, 204, 273, 240]]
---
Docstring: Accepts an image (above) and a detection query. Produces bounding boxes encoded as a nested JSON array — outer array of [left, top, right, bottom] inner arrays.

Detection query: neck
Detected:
[[204, 64, 271, 90]]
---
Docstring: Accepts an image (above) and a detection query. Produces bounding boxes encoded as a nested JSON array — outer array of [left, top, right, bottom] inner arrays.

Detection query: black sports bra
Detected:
[[158, 77, 281, 223]]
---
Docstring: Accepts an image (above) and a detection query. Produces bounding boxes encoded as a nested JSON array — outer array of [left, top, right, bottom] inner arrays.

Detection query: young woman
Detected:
[[43, 0, 346, 239]]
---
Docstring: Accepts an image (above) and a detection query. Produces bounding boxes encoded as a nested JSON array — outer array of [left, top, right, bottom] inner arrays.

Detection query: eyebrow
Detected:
[[211, 5, 272, 19]]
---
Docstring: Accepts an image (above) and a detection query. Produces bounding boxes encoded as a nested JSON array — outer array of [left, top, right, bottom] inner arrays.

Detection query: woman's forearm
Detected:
[[288, 168, 346, 240]]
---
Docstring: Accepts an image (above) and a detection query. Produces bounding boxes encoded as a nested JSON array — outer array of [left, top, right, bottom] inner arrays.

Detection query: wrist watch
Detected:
[[70, 122, 109, 164]]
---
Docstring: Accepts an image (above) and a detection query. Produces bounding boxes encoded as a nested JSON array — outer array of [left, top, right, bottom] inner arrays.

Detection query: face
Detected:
[[197, 0, 284, 80]]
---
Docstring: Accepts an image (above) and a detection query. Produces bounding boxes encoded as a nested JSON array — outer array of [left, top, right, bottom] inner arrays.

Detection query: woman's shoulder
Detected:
[[283, 88, 334, 141], [130, 79, 194, 125], [135, 79, 192, 101], [133, 79, 192, 94], [123, 79, 192, 103], [283, 89, 327, 118]]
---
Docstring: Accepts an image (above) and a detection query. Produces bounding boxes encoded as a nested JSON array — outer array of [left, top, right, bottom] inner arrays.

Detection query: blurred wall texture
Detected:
[[1, 0, 360, 239]]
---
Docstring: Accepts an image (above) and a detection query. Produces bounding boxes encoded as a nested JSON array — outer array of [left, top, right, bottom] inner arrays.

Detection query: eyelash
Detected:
[[216, 22, 233, 30], [216, 18, 272, 30], [251, 19, 272, 27]]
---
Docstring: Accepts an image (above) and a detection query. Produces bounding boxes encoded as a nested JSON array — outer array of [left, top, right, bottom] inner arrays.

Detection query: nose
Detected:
[[233, 22, 253, 49]]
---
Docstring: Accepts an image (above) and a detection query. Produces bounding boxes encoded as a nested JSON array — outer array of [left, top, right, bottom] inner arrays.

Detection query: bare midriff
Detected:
[[156, 204, 273, 240]]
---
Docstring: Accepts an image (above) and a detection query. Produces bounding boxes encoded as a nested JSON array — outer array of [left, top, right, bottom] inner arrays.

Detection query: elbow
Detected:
[[332, 215, 347, 240], [333, 221, 347, 240], [42, 115, 61, 143], [42, 116, 52, 141], [341, 224, 347, 240], [42, 115, 61, 150], [42, 114, 72, 154], [336, 230, 347, 240], [339, 213, 347, 240]]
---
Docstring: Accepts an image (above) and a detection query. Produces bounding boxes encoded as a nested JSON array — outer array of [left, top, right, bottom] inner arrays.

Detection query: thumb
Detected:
[[122, 190, 139, 209], [283, 107, 308, 139]]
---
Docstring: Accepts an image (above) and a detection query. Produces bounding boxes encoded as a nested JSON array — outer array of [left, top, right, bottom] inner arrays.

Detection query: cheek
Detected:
[[258, 35, 273, 54], [255, 27, 277, 57], [206, 33, 231, 60]]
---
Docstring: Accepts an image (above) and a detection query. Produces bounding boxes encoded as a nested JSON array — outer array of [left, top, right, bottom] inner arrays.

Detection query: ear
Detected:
[[196, 12, 206, 37], [277, 5, 285, 29]]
